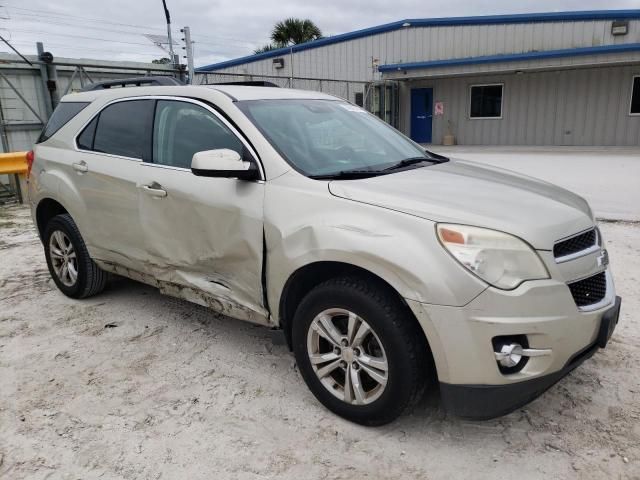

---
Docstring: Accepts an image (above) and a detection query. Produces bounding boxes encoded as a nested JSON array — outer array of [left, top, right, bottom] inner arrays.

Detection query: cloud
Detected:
[[1, 0, 638, 66]]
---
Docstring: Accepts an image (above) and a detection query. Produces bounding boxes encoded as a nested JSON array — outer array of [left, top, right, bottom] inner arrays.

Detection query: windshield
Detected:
[[237, 99, 441, 178]]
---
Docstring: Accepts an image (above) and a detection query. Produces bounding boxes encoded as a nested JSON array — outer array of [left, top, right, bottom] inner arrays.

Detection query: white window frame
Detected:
[[630, 75, 640, 116], [468, 83, 504, 120]]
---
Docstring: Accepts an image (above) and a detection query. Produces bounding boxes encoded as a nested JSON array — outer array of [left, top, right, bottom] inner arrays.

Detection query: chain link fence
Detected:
[[194, 71, 371, 106]]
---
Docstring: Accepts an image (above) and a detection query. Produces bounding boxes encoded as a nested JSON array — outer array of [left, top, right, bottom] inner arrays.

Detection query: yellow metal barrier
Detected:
[[0, 151, 28, 175]]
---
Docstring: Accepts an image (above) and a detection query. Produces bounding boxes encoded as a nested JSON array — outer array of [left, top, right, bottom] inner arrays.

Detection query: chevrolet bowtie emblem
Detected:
[[597, 249, 610, 268]]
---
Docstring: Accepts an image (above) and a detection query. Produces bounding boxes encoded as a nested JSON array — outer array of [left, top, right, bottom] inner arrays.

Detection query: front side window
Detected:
[[152, 100, 244, 169], [469, 84, 503, 118], [91, 100, 154, 159], [631, 76, 640, 115], [237, 100, 436, 177], [37, 102, 89, 143]]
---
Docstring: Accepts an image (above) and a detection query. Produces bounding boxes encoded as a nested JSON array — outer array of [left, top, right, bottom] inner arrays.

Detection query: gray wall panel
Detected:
[[399, 65, 640, 146]]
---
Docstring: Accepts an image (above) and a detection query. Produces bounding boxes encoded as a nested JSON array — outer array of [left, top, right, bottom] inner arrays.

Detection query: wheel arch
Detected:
[[278, 261, 431, 356], [35, 197, 69, 240]]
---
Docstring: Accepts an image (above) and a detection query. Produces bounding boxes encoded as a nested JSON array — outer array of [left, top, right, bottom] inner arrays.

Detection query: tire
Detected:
[[292, 275, 430, 426], [43, 213, 108, 299]]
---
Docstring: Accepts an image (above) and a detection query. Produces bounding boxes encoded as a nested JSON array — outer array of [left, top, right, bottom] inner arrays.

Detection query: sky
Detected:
[[1, 0, 638, 68]]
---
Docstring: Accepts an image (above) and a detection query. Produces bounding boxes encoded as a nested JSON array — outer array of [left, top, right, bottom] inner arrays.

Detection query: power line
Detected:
[[2, 7, 260, 45], [5, 14, 173, 37], [8, 41, 164, 56], [7, 28, 166, 47], [1, 4, 169, 32], [6, 32, 253, 57], [0, 5, 261, 61]]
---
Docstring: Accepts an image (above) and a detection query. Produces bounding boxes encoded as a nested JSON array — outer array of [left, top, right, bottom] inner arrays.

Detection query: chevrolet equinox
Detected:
[[28, 82, 621, 425]]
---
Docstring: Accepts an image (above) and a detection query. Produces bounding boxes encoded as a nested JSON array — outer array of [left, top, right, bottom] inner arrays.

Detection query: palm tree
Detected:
[[271, 18, 322, 47], [254, 44, 277, 54]]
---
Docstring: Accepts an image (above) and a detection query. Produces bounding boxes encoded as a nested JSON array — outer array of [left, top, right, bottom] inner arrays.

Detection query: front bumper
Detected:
[[440, 296, 620, 419], [406, 271, 620, 419]]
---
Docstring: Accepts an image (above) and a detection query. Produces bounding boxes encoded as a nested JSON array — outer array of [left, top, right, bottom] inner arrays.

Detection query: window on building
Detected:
[[152, 100, 244, 169], [354, 92, 364, 107], [92, 100, 154, 159], [631, 76, 640, 115], [469, 84, 503, 118], [37, 102, 89, 143]]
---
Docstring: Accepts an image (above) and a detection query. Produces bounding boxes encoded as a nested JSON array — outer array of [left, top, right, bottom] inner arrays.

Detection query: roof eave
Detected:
[[378, 42, 640, 73]]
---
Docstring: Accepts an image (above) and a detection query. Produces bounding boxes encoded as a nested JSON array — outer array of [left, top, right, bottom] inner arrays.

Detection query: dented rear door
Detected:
[[137, 98, 268, 324]]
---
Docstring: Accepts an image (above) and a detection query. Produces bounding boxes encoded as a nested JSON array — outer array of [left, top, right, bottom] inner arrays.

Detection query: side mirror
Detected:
[[191, 149, 260, 181]]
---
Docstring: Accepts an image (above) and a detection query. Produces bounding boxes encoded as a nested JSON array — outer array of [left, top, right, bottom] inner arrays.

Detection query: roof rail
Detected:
[[206, 80, 280, 87], [80, 76, 184, 91]]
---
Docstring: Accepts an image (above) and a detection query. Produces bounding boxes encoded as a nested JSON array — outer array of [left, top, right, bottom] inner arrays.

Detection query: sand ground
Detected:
[[0, 204, 639, 480]]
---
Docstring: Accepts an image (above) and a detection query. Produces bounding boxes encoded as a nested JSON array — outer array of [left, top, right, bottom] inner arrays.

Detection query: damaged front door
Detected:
[[138, 98, 268, 324]]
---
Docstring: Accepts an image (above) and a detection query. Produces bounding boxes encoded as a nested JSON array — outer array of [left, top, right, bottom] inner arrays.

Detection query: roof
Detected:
[[197, 10, 640, 72], [62, 85, 338, 103], [204, 85, 338, 101]]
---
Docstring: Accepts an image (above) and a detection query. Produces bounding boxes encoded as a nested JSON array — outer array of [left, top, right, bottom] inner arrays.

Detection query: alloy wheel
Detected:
[[49, 230, 78, 287], [306, 308, 388, 405]]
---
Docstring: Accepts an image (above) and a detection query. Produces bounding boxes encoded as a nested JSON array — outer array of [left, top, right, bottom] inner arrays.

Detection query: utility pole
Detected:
[[36, 42, 53, 118], [161, 0, 177, 70], [181, 26, 194, 84], [289, 46, 293, 88]]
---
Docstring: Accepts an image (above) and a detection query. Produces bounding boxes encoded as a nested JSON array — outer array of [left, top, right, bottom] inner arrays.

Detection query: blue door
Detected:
[[410, 88, 433, 143]]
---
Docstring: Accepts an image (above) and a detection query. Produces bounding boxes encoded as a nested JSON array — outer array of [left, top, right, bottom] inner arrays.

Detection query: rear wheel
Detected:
[[292, 276, 430, 426], [43, 214, 108, 298]]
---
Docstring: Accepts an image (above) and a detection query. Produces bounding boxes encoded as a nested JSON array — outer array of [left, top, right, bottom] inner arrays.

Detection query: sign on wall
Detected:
[[434, 101, 444, 116]]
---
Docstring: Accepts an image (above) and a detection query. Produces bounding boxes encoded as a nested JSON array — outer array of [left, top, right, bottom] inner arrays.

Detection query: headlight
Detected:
[[436, 224, 549, 290]]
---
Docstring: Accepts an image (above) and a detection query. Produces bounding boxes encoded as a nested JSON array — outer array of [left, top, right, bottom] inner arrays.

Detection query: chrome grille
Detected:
[[567, 272, 607, 308], [554, 228, 598, 261]]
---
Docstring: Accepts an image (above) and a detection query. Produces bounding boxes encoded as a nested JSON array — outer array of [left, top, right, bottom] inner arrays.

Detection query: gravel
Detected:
[[1, 204, 639, 480]]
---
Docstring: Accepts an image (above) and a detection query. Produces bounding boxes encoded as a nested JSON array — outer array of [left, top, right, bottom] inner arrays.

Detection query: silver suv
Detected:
[[28, 82, 621, 425]]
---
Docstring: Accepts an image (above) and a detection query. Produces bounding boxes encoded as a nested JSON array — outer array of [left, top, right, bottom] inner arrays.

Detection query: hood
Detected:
[[328, 159, 594, 250]]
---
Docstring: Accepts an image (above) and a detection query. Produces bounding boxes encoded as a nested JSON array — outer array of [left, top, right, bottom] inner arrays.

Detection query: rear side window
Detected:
[[37, 102, 89, 143], [91, 100, 154, 159], [76, 117, 97, 150]]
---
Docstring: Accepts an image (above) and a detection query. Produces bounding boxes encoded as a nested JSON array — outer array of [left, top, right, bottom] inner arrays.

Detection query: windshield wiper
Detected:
[[383, 157, 433, 171], [309, 169, 388, 180]]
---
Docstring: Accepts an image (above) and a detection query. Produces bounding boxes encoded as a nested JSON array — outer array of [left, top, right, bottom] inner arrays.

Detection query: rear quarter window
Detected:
[[37, 102, 89, 143]]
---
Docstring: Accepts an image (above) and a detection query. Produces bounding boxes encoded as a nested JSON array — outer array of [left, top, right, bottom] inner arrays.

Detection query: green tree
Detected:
[[253, 18, 323, 53], [271, 18, 322, 47], [254, 44, 277, 54], [152, 57, 171, 64]]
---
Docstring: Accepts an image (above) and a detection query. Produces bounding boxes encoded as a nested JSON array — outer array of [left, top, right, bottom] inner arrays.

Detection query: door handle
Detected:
[[140, 183, 167, 198], [72, 161, 88, 173]]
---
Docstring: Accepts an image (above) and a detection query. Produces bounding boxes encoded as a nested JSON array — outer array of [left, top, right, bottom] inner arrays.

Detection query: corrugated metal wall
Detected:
[[205, 19, 640, 83], [399, 65, 640, 146]]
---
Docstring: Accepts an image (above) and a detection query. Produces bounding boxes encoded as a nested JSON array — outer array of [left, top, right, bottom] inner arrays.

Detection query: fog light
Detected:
[[495, 343, 524, 368], [493, 338, 553, 374]]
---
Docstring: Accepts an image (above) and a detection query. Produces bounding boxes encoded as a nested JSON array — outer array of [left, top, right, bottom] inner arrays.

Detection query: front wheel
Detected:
[[43, 213, 108, 299], [292, 276, 430, 426]]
